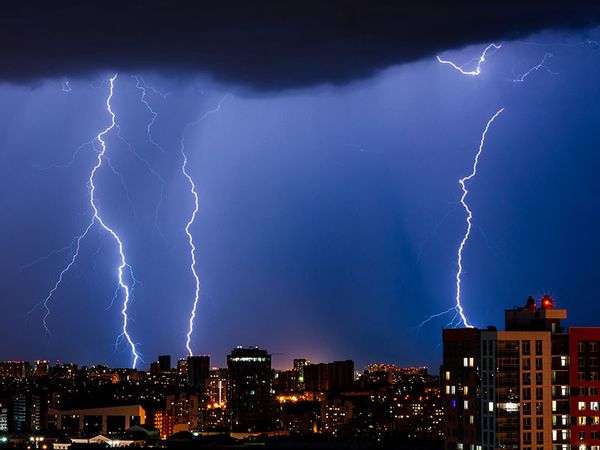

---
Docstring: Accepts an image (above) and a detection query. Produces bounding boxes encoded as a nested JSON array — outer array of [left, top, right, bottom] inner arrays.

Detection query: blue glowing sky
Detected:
[[2, 28, 600, 370]]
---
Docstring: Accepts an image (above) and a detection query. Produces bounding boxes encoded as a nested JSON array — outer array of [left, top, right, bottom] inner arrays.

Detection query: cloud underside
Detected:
[[2, 0, 600, 90]]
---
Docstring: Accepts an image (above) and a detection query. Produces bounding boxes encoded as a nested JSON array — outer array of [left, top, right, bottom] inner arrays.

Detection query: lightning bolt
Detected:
[[437, 43, 501, 76], [183, 95, 229, 357], [132, 76, 166, 154], [92, 74, 140, 368], [104, 152, 139, 224], [30, 75, 140, 368], [114, 123, 165, 228], [62, 78, 72, 92], [416, 46, 506, 331], [445, 309, 461, 328], [416, 306, 457, 329], [28, 220, 95, 335], [127, 76, 169, 227], [417, 108, 504, 330], [454, 107, 504, 327], [513, 52, 556, 83], [20, 237, 80, 272], [35, 138, 97, 171]]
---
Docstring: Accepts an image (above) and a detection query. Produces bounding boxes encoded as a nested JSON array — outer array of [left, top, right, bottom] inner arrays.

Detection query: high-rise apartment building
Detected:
[[227, 347, 274, 432], [187, 355, 210, 390], [442, 295, 578, 450]]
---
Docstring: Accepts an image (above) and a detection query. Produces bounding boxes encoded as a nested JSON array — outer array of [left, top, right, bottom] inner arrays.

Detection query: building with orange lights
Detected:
[[153, 410, 174, 439]]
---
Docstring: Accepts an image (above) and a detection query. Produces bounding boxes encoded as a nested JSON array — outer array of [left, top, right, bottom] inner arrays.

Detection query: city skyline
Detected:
[[0, 345, 443, 443], [1, 296, 599, 447]]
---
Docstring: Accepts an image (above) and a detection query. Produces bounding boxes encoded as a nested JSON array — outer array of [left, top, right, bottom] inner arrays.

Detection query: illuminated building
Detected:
[[52, 362, 77, 379], [443, 295, 572, 450], [0, 361, 30, 378], [11, 395, 27, 432], [569, 328, 600, 449], [8, 394, 46, 432], [153, 410, 172, 439], [203, 372, 228, 433], [0, 400, 7, 432], [396, 393, 444, 439], [321, 398, 352, 435], [34, 360, 49, 377], [206, 368, 227, 407], [166, 393, 200, 432], [177, 358, 188, 375], [293, 359, 310, 391], [227, 347, 275, 432]]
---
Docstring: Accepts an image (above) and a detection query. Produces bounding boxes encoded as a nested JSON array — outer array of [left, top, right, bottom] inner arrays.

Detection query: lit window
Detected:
[[446, 371, 451, 380], [488, 401, 494, 412], [464, 386, 469, 395], [464, 400, 469, 409], [579, 402, 586, 411], [593, 402, 600, 411], [469, 357, 475, 367], [464, 358, 469, 367]]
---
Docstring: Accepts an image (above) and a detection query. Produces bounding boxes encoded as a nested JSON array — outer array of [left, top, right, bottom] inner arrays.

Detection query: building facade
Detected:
[[187, 355, 210, 390], [569, 327, 600, 449], [227, 347, 274, 432], [442, 295, 588, 450]]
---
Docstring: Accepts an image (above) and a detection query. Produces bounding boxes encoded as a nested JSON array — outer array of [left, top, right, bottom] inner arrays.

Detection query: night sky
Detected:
[[2, 2, 600, 370]]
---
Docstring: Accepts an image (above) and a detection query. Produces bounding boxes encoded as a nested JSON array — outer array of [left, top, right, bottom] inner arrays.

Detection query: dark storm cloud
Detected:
[[2, 0, 600, 90]]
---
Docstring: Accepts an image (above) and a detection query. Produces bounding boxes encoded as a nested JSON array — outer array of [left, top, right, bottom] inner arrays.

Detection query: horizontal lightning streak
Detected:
[[437, 43, 501, 76], [513, 52, 556, 83]]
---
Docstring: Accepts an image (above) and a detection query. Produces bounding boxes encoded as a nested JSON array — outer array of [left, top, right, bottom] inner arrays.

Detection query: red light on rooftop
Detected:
[[541, 295, 553, 309]]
